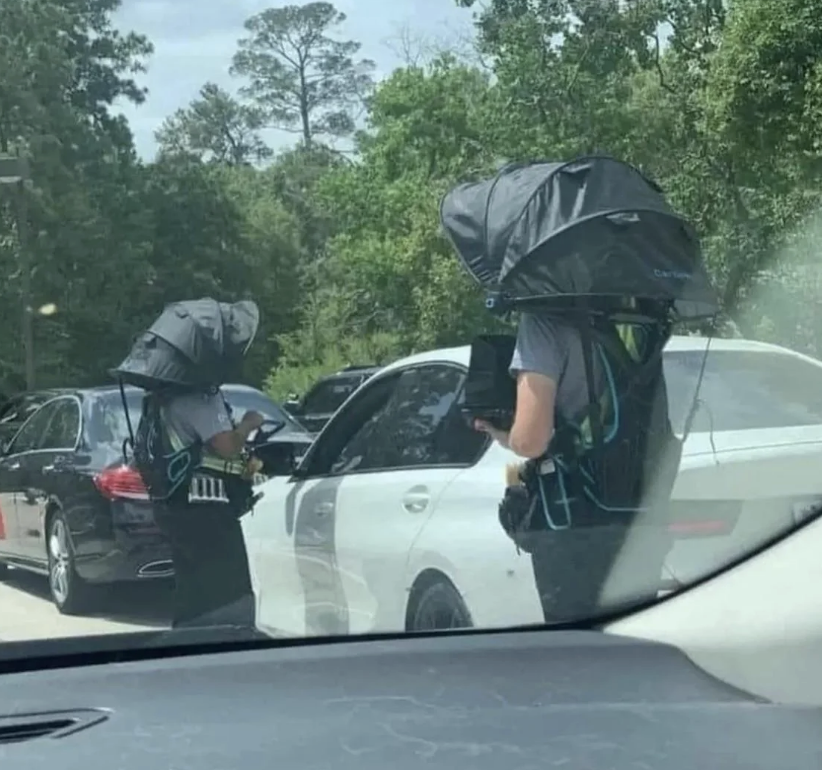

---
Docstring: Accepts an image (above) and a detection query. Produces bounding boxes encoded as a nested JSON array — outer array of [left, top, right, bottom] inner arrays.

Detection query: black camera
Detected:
[[460, 334, 517, 432]]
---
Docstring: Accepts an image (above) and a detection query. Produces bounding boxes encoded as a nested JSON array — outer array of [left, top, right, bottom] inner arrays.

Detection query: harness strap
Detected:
[[549, 320, 628, 458], [534, 314, 673, 528], [579, 325, 603, 454], [164, 421, 246, 476]]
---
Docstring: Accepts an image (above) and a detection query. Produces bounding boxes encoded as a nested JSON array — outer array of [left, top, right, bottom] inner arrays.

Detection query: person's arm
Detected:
[[175, 394, 264, 460], [508, 370, 557, 458], [209, 411, 264, 459], [475, 315, 563, 459]]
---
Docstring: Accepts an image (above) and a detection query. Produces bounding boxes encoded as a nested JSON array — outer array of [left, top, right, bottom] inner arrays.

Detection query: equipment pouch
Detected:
[[498, 484, 542, 554]]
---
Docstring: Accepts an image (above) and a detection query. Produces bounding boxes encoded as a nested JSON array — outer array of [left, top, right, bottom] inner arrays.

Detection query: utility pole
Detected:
[[0, 155, 34, 389]]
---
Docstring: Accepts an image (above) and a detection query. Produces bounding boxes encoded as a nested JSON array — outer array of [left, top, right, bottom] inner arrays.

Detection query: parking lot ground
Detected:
[[0, 568, 172, 642]]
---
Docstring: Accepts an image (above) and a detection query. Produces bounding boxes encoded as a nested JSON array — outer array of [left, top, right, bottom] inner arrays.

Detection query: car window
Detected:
[[88, 391, 143, 448], [429, 385, 489, 465], [0, 393, 50, 440], [39, 398, 81, 450], [0, 396, 30, 426], [301, 376, 362, 414], [329, 364, 477, 474], [664, 349, 822, 432], [6, 401, 62, 455]]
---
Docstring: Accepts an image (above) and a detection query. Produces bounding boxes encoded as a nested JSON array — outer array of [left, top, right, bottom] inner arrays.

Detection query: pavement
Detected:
[[0, 567, 172, 642]]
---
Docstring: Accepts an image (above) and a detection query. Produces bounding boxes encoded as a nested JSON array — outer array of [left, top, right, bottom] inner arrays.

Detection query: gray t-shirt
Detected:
[[162, 391, 233, 447], [509, 313, 597, 421]]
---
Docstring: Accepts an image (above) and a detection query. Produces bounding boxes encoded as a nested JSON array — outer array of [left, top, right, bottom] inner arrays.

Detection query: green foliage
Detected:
[[2, 0, 822, 401], [155, 83, 271, 166]]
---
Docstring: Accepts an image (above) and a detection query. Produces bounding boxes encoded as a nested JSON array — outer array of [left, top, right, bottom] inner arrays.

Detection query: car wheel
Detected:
[[408, 578, 472, 631], [47, 510, 94, 615]]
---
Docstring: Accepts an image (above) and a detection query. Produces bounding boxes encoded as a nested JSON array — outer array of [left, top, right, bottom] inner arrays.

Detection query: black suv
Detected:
[[284, 365, 379, 436]]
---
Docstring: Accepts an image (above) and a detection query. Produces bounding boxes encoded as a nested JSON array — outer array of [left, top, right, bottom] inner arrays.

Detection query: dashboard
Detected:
[[0, 627, 819, 769]]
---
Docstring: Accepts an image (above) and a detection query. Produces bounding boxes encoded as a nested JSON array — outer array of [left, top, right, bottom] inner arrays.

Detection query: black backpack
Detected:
[[132, 391, 204, 504], [496, 316, 681, 551]]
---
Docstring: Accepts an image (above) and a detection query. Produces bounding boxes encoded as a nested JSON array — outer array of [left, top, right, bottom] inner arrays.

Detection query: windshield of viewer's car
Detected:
[[2, 0, 822, 656]]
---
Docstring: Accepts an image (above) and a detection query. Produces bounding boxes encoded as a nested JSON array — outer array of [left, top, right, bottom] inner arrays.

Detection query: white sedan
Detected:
[[243, 335, 822, 638]]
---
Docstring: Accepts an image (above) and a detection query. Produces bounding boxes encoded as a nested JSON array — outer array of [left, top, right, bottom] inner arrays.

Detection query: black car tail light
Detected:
[[93, 465, 149, 501]]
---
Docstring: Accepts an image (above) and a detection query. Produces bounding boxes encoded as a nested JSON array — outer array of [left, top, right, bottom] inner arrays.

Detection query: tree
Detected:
[[0, 0, 152, 157], [0, 0, 153, 388], [230, 1, 375, 148], [4, 0, 822, 401], [274, 56, 507, 384], [155, 83, 271, 165]]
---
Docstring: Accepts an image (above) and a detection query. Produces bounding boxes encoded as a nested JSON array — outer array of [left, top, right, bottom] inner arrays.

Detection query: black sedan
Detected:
[[0, 384, 311, 615]]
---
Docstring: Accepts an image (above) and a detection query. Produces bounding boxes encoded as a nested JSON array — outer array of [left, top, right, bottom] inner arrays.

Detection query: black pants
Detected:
[[529, 523, 672, 623], [154, 501, 255, 629]]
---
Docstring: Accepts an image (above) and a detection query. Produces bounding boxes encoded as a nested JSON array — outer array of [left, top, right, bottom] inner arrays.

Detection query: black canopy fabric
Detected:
[[439, 156, 719, 320], [112, 298, 259, 390]]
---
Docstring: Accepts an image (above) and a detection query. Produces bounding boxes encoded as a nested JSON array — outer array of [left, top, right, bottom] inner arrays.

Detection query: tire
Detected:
[[408, 578, 473, 632], [46, 510, 95, 615]]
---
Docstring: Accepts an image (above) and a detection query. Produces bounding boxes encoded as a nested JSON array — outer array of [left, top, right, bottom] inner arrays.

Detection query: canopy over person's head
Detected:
[[439, 155, 719, 322], [111, 298, 260, 392]]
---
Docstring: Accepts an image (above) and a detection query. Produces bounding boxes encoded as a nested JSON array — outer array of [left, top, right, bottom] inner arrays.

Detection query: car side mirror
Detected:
[[289, 457, 309, 479], [254, 439, 308, 478]]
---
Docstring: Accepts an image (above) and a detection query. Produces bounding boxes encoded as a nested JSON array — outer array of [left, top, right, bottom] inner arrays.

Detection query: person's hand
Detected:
[[473, 418, 510, 448], [240, 410, 265, 431]]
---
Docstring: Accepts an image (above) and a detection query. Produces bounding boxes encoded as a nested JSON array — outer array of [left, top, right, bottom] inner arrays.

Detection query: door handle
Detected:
[[5, 462, 20, 471], [314, 501, 334, 517], [43, 456, 68, 474], [402, 490, 430, 514]]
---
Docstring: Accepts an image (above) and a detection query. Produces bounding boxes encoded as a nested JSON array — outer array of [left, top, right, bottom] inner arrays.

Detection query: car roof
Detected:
[[372, 334, 821, 377], [324, 367, 379, 380], [13, 334, 819, 405], [18, 383, 273, 402], [3, 387, 74, 403]]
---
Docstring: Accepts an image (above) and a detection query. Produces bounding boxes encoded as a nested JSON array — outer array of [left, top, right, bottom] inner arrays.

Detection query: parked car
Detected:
[[284, 365, 379, 436], [243, 335, 822, 638], [0, 383, 313, 614]]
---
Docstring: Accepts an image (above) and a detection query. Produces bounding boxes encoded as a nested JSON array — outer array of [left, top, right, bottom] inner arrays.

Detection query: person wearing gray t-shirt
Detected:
[[473, 312, 591, 460], [473, 313, 669, 622], [151, 389, 264, 629]]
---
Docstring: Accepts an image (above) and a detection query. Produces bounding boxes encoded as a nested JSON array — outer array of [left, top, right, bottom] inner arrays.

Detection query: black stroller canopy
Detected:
[[112, 298, 259, 391], [439, 156, 719, 320]]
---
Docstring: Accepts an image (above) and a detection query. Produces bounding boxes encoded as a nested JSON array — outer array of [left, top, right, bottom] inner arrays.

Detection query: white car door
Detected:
[[405, 437, 546, 630], [330, 363, 481, 634], [248, 364, 470, 638], [244, 474, 332, 638]]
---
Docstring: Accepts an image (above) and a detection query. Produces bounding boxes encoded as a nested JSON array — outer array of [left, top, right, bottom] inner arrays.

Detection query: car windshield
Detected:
[[3, 0, 822, 665], [88, 391, 144, 449], [300, 377, 362, 414]]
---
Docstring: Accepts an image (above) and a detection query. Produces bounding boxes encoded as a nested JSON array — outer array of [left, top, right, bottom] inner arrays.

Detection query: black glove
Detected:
[[498, 460, 543, 554]]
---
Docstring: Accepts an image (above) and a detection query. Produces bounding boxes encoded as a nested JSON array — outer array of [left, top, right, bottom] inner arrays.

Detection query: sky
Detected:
[[112, 0, 479, 160]]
